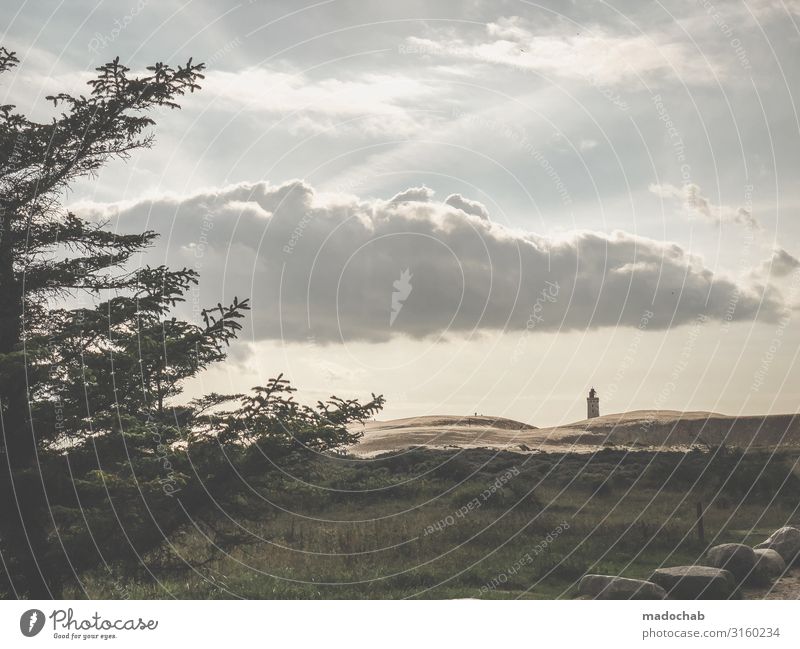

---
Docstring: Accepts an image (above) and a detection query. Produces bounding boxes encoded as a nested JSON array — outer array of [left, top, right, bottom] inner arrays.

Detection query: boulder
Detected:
[[650, 566, 736, 599], [753, 548, 786, 583], [754, 527, 800, 565], [705, 543, 756, 583], [578, 575, 667, 600]]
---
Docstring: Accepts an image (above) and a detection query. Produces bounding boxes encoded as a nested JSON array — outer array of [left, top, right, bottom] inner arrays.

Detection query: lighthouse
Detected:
[[587, 387, 599, 419]]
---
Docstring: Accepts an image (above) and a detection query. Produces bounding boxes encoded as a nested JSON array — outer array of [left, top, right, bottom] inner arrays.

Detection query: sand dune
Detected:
[[349, 411, 800, 456]]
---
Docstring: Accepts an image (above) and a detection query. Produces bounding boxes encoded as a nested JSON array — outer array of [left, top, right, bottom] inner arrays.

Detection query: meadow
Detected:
[[70, 446, 800, 599]]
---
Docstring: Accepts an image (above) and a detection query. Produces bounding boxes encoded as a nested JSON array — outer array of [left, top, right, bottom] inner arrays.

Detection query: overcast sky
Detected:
[[4, 0, 800, 425]]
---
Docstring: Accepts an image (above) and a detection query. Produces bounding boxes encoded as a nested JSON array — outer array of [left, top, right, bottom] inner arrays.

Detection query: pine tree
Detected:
[[0, 46, 209, 597], [0, 47, 383, 598]]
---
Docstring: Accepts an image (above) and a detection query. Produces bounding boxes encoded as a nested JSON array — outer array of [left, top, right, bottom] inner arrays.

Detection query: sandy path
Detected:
[[747, 568, 800, 600]]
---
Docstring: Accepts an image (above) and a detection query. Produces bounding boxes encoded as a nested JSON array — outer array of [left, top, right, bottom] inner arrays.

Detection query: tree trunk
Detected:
[[0, 211, 56, 598], [0, 211, 28, 457], [0, 469, 54, 598]]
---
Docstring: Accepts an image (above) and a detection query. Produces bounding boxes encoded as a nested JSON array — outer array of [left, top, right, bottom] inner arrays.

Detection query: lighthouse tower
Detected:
[[587, 387, 600, 419]]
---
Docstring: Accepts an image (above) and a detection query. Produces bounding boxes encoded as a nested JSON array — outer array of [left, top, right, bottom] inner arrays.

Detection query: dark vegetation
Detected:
[[0, 48, 381, 598], [69, 446, 800, 599]]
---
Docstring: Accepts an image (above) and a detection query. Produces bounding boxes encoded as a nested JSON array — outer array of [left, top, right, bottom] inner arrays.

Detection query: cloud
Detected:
[[649, 183, 759, 228], [75, 180, 787, 344], [202, 67, 436, 135], [748, 0, 800, 16], [388, 186, 436, 205], [755, 248, 800, 278], [402, 16, 714, 86], [444, 193, 490, 220]]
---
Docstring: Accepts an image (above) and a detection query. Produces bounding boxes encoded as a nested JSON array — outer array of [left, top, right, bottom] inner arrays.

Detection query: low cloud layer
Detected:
[[76, 180, 786, 343], [756, 248, 800, 278], [402, 16, 714, 86], [649, 183, 758, 228], [203, 67, 435, 136]]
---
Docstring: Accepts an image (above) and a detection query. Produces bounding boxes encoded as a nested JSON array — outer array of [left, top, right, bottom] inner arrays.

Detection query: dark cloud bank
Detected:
[[78, 180, 787, 343]]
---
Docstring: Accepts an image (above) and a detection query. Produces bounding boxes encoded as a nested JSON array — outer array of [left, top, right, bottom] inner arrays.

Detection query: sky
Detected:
[[3, 0, 800, 426]]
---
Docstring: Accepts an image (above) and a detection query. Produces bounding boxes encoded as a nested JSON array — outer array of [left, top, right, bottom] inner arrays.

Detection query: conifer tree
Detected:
[[0, 47, 383, 598]]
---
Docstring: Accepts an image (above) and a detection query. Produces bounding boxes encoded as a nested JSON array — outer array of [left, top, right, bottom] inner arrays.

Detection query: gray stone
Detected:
[[650, 566, 736, 599], [578, 574, 667, 600], [705, 543, 756, 583], [754, 527, 800, 565], [753, 548, 786, 583]]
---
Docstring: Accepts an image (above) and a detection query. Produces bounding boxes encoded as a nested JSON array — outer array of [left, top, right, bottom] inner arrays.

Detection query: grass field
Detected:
[[69, 446, 800, 599]]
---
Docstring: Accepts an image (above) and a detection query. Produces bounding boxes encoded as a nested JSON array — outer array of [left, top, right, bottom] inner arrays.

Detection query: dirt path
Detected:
[[746, 568, 800, 599]]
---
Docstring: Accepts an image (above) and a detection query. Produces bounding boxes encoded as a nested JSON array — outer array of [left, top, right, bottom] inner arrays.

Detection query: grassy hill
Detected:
[[68, 445, 800, 599]]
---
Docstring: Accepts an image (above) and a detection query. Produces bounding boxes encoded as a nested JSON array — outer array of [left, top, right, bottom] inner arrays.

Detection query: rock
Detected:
[[650, 566, 736, 599], [578, 574, 667, 600], [754, 527, 800, 565], [753, 548, 786, 583], [705, 543, 756, 583]]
